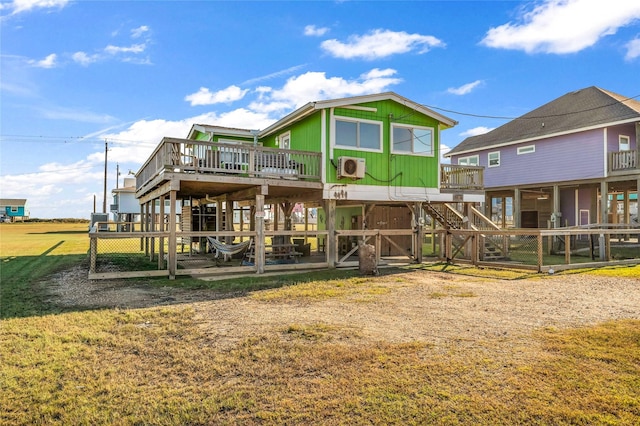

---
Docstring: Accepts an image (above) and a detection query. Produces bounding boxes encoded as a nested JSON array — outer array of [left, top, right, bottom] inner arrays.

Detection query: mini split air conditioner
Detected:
[[337, 156, 365, 179]]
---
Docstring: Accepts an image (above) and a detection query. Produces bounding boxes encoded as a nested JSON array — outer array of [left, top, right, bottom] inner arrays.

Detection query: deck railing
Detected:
[[137, 137, 322, 189], [609, 149, 638, 173], [440, 164, 484, 190]]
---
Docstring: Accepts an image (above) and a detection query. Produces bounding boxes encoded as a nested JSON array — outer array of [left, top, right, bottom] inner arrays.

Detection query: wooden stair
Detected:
[[424, 203, 507, 261]]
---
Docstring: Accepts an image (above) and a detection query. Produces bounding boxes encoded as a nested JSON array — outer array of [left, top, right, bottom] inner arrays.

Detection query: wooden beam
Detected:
[[225, 184, 269, 201], [137, 179, 180, 204]]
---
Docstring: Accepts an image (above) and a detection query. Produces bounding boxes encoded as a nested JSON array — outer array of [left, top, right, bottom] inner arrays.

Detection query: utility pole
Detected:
[[103, 140, 108, 213], [116, 163, 120, 189]]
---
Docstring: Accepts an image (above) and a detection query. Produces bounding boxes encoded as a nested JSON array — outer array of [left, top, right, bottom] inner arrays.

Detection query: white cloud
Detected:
[[482, 0, 640, 54], [70, 26, 151, 66], [321, 29, 444, 60], [625, 37, 640, 60], [269, 68, 402, 108], [72, 51, 99, 66], [184, 85, 249, 106], [447, 80, 484, 96], [304, 25, 329, 36], [2, 0, 69, 15], [28, 53, 57, 68], [131, 25, 149, 38], [460, 126, 494, 137], [104, 43, 146, 55]]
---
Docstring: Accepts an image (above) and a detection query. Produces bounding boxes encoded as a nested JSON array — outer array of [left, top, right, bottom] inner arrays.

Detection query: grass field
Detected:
[[1, 223, 639, 425]]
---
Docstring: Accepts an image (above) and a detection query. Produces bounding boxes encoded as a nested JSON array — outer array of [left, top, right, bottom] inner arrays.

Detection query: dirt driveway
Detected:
[[47, 266, 640, 352]]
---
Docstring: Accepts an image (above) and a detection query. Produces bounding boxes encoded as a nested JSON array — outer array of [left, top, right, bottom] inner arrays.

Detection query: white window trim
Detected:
[[488, 151, 500, 168], [279, 131, 291, 149], [619, 135, 630, 151], [391, 123, 435, 156], [458, 155, 479, 166], [517, 145, 535, 155], [332, 115, 383, 153]]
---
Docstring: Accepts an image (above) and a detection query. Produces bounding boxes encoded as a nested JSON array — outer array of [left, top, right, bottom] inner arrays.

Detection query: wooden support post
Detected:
[[168, 190, 177, 279], [537, 233, 543, 272], [471, 232, 478, 266], [564, 233, 571, 265], [600, 181, 608, 224], [150, 198, 156, 262], [414, 203, 423, 263], [249, 205, 256, 231], [274, 203, 279, 231], [255, 194, 265, 274], [325, 199, 336, 268], [159, 195, 165, 270], [140, 203, 144, 251], [513, 188, 521, 228], [375, 230, 382, 265], [144, 201, 150, 257], [281, 201, 294, 232]]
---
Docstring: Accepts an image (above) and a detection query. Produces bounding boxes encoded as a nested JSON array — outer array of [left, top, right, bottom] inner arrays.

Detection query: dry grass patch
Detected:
[[251, 276, 392, 303], [2, 304, 639, 425], [414, 263, 539, 280]]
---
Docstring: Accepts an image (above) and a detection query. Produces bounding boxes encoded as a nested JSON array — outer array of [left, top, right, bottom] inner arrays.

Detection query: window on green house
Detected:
[[335, 118, 381, 150], [392, 124, 434, 155]]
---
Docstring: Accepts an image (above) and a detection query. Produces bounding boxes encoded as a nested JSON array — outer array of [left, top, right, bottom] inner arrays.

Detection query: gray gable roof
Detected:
[[447, 86, 640, 156]]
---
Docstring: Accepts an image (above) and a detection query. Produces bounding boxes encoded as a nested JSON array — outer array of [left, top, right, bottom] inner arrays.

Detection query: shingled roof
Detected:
[[447, 86, 640, 156]]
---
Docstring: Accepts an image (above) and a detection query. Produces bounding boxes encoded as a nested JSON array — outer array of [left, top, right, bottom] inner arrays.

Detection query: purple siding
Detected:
[[453, 128, 606, 188], [560, 188, 576, 226], [607, 123, 637, 151]]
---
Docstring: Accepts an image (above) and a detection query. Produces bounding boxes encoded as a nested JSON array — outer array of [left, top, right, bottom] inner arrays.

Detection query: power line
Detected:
[[423, 93, 640, 121], [0, 135, 157, 146]]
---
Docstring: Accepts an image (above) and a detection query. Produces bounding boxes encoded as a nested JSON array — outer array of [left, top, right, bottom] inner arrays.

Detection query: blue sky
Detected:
[[1, 0, 639, 219]]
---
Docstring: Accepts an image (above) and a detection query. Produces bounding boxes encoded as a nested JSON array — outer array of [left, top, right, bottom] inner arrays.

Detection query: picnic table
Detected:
[[245, 243, 303, 263]]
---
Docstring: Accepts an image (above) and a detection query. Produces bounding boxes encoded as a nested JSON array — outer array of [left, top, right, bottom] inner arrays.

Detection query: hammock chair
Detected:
[[206, 237, 252, 262]]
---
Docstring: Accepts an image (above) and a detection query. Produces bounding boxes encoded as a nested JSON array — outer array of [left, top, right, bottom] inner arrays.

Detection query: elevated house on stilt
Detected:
[[91, 92, 489, 279]]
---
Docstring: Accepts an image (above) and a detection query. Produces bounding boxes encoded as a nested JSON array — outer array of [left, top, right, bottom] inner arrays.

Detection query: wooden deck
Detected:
[[136, 137, 324, 200]]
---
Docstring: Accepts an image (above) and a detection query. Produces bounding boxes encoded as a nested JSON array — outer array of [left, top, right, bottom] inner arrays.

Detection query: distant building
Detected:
[[0, 199, 28, 222], [110, 177, 139, 230]]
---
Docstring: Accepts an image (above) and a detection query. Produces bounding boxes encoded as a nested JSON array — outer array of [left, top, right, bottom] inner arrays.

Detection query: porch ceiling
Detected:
[[171, 176, 324, 204]]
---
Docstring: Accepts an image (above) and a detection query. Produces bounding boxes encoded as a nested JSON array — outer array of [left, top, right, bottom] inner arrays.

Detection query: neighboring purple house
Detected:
[[446, 87, 640, 228]]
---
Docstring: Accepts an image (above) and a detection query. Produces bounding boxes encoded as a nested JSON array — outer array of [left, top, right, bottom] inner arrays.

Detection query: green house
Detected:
[[127, 92, 486, 278], [186, 92, 483, 203]]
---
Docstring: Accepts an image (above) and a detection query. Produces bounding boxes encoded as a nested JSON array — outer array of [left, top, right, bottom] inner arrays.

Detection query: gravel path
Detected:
[[48, 267, 640, 352]]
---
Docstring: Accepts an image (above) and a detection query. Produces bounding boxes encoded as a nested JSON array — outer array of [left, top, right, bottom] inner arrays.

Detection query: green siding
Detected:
[[261, 111, 322, 151], [326, 100, 442, 188]]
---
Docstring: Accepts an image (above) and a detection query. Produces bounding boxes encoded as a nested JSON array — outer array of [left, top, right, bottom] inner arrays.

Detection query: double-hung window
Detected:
[[335, 118, 381, 151], [458, 155, 479, 166], [488, 151, 500, 167], [392, 124, 434, 155]]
